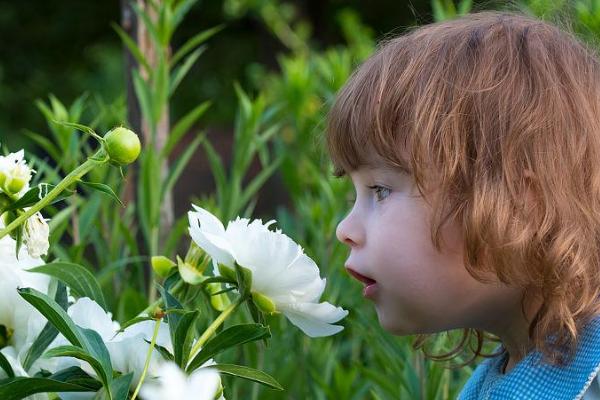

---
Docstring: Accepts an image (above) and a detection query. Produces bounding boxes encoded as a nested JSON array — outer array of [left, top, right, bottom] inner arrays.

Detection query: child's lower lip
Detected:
[[363, 283, 378, 299]]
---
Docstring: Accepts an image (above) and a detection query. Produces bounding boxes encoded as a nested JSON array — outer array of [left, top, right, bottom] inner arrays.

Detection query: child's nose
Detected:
[[336, 211, 364, 247]]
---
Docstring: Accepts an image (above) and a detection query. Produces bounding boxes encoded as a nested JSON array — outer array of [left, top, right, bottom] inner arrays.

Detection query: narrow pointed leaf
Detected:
[[27, 262, 107, 309], [0, 352, 14, 378], [204, 364, 283, 390], [0, 377, 95, 400], [22, 282, 68, 371], [5, 184, 74, 211], [173, 310, 198, 368], [186, 324, 270, 373], [79, 181, 124, 207]]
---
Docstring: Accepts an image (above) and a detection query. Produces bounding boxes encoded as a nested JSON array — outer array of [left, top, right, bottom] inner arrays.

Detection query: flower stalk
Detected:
[[0, 149, 108, 240], [131, 318, 162, 400], [188, 296, 245, 361]]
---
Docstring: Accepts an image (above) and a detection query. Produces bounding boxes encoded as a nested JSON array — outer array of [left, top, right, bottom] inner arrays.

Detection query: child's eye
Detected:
[[368, 185, 391, 202]]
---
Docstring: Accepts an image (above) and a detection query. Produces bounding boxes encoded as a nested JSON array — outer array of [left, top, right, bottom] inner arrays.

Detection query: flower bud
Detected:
[[104, 127, 141, 166], [23, 211, 49, 258], [251, 292, 278, 315], [151, 255, 176, 278], [0, 150, 33, 197]]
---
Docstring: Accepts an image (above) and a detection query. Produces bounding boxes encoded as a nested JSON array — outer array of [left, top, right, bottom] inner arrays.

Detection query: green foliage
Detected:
[[431, 0, 473, 21]]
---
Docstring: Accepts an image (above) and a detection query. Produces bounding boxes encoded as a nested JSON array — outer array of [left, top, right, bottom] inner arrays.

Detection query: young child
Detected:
[[327, 10, 600, 399]]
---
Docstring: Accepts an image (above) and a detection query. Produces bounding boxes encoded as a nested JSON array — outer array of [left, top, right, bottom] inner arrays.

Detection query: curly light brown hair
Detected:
[[326, 9, 600, 368]]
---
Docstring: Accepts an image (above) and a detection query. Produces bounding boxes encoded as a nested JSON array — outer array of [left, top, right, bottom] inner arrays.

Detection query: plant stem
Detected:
[[188, 296, 243, 360], [139, 279, 185, 316], [0, 149, 107, 240], [131, 318, 162, 400]]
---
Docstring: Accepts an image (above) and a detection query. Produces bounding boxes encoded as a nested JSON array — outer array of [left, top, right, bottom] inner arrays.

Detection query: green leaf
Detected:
[[18, 288, 114, 389], [133, 70, 154, 128], [162, 101, 210, 157], [153, 53, 169, 124], [22, 282, 68, 371], [458, 0, 472, 14], [27, 262, 107, 310], [79, 180, 124, 207], [238, 155, 283, 213], [0, 351, 14, 378], [170, 24, 225, 67], [23, 129, 61, 162], [171, 0, 199, 31], [200, 276, 237, 286], [44, 345, 110, 387], [161, 133, 203, 202], [52, 120, 101, 142], [111, 22, 151, 73], [102, 372, 133, 400], [116, 316, 155, 334], [78, 327, 114, 389], [186, 324, 270, 373], [169, 46, 206, 96], [173, 310, 198, 368], [0, 376, 95, 400], [131, 2, 160, 46], [18, 287, 84, 347], [205, 363, 283, 390], [152, 342, 175, 362], [5, 184, 74, 212], [201, 140, 227, 209], [157, 284, 183, 352], [49, 366, 102, 391]]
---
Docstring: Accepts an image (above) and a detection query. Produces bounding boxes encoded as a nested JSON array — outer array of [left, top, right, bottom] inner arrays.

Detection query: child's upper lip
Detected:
[[345, 266, 377, 285]]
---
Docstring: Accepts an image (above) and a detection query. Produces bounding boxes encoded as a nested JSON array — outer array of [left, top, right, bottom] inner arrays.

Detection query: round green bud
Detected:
[[251, 292, 278, 315], [104, 127, 141, 165], [151, 255, 176, 278], [0, 171, 6, 188]]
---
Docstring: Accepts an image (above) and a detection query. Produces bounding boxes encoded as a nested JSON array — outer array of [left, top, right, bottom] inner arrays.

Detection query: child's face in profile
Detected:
[[336, 159, 523, 336]]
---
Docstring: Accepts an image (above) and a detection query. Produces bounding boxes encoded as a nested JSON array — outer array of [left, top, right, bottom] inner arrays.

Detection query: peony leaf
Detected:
[[186, 324, 270, 373], [79, 181, 124, 207], [4, 184, 74, 212], [27, 262, 107, 310], [173, 310, 198, 368], [22, 282, 68, 371], [0, 351, 14, 378], [92, 372, 133, 400], [204, 363, 283, 390], [0, 366, 100, 399]]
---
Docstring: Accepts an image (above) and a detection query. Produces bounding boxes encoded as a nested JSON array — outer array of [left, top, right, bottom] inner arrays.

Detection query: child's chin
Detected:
[[375, 308, 414, 335]]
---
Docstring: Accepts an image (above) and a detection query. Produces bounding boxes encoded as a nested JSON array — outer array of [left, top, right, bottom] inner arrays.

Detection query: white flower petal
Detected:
[[140, 362, 221, 400], [188, 207, 235, 267], [67, 298, 117, 341], [280, 302, 349, 338]]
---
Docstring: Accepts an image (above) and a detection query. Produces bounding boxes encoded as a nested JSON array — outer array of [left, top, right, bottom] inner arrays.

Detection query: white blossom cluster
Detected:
[[0, 150, 49, 258]]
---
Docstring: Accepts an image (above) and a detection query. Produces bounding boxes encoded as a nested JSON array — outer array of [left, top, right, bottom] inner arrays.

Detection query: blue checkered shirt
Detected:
[[457, 314, 600, 399]]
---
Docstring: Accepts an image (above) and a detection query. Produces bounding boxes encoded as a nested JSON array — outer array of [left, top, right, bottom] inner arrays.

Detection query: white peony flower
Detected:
[[0, 150, 34, 197], [187, 205, 349, 337], [0, 232, 49, 361], [23, 211, 50, 258], [50, 297, 171, 393], [140, 361, 223, 400]]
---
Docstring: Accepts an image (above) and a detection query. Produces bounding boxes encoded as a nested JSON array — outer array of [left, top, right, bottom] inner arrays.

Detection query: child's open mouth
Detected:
[[346, 267, 378, 298]]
